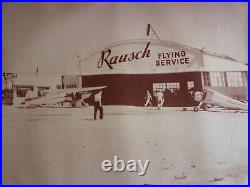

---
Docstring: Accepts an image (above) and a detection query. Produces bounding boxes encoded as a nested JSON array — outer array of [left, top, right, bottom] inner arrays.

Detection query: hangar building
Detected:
[[62, 39, 248, 107]]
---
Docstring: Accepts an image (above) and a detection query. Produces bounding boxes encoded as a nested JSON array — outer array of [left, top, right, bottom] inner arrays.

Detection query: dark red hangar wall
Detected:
[[82, 72, 203, 107]]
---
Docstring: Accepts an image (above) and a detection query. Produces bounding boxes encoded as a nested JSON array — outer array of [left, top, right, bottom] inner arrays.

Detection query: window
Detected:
[[210, 72, 225, 87], [203, 72, 211, 86], [226, 72, 244, 87], [166, 82, 180, 93], [153, 83, 166, 92], [187, 81, 194, 90], [203, 72, 226, 87], [63, 75, 80, 88], [66, 84, 77, 88], [153, 82, 180, 94]]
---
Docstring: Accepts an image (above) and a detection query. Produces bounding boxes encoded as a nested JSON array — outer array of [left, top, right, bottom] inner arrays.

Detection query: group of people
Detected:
[[144, 90, 165, 110], [93, 89, 166, 120]]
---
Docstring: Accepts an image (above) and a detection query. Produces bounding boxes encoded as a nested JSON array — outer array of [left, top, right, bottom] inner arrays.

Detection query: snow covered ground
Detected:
[[2, 105, 248, 184]]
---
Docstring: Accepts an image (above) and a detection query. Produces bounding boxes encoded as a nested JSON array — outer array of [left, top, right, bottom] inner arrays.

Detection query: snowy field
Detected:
[[2, 105, 248, 184]]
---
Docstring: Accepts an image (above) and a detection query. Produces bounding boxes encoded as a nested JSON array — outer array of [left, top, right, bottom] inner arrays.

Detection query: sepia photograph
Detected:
[[2, 2, 248, 184]]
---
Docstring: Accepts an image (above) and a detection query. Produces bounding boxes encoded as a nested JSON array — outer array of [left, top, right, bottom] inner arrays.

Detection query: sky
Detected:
[[2, 3, 248, 76]]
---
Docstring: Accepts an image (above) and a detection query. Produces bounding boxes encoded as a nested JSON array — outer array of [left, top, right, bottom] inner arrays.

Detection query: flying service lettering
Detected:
[[156, 51, 190, 66]]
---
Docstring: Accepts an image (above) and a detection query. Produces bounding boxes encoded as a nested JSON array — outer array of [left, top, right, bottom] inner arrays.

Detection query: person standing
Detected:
[[144, 90, 152, 108], [94, 90, 103, 120], [156, 90, 164, 110]]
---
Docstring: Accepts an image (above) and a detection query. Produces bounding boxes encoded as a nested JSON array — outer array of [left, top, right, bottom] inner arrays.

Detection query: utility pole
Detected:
[[76, 54, 82, 75], [35, 67, 39, 77], [76, 54, 83, 88]]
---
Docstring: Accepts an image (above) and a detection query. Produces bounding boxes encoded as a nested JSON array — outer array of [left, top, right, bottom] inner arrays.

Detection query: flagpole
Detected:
[[147, 24, 160, 40]]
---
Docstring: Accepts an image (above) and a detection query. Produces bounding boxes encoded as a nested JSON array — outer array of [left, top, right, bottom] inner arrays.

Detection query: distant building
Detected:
[[14, 75, 61, 97], [62, 75, 82, 89]]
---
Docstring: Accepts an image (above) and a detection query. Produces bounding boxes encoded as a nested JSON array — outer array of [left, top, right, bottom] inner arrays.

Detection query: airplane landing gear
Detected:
[[194, 103, 207, 112], [71, 102, 76, 107], [200, 104, 207, 111]]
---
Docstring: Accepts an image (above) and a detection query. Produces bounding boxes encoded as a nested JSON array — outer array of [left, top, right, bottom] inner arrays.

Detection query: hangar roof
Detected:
[[79, 39, 247, 75], [199, 50, 247, 72]]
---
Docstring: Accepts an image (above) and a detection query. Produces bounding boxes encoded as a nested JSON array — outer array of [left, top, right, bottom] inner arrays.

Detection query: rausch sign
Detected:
[[82, 39, 202, 75]]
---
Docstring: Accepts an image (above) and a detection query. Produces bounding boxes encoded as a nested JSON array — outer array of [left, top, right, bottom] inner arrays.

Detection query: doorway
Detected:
[[152, 82, 181, 106]]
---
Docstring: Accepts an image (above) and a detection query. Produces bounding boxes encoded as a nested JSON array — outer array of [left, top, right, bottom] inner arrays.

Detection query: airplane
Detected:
[[190, 88, 248, 112], [13, 85, 107, 108]]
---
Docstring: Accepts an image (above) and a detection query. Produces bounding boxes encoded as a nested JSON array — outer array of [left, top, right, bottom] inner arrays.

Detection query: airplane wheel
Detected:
[[71, 102, 76, 107], [194, 107, 199, 112], [201, 105, 207, 111]]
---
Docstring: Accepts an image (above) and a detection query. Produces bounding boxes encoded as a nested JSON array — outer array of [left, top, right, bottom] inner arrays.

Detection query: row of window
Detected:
[[153, 81, 195, 94], [153, 71, 246, 94], [65, 84, 77, 88], [203, 72, 247, 87], [62, 75, 80, 88], [153, 83, 179, 93]]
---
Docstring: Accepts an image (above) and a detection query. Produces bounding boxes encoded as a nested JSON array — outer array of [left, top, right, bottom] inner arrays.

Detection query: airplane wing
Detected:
[[14, 93, 66, 108], [15, 86, 107, 108], [203, 88, 248, 111], [62, 86, 107, 94]]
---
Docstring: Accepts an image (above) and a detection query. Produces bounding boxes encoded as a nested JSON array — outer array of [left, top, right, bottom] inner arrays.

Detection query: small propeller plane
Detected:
[[13, 85, 107, 108], [192, 88, 248, 112]]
